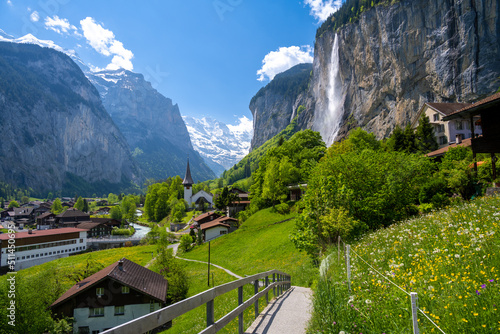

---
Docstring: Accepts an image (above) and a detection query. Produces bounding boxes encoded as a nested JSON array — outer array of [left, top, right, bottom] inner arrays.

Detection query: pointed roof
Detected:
[[50, 258, 168, 309], [182, 158, 194, 186]]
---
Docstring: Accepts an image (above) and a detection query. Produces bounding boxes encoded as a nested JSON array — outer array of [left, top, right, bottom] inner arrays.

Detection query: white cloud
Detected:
[[257, 45, 313, 82], [6, 0, 12, 6], [80, 17, 133, 71], [304, 0, 343, 22], [227, 116, 253, 136], [44, 15, 78, 35], [29, 11, 39, 22]]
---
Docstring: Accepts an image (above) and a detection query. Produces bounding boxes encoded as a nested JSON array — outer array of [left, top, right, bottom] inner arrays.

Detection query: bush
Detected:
[[155, 248, 189, 303], [274, 203, 290, 215], [179, 234, 194, 253]]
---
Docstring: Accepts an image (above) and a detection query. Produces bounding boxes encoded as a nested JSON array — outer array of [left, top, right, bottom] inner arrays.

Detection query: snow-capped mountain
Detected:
[[183, 116, 253, 177], [0, 30, 90, 72]]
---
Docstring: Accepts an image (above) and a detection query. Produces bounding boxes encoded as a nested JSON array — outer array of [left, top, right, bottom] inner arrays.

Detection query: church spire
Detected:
[[182, 158, 194, 186]]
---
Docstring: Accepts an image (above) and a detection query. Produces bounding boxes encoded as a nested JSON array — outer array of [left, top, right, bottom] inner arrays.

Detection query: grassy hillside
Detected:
[[309, 195, 500, 333], [180, 207, 317, 287]]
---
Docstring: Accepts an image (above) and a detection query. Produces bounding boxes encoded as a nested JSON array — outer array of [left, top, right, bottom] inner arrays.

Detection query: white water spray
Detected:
[[314, 34, 343, 146]]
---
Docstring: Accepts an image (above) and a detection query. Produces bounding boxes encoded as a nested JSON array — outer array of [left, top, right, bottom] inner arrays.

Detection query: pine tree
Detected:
[[415, 114, 438, 154]]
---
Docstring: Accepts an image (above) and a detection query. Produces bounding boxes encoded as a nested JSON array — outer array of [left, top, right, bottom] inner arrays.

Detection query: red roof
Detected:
[[50, 258, 168, 308], [0, 227, 87, 240], [426, 138, 473, 157], [193, 211, 220, 222]]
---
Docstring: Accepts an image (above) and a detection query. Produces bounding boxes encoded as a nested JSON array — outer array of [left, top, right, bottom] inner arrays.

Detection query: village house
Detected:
[[50, 258, 168, 334], [227, 188, 250, 217], [76, 222, 113, 238], [90, 217, 124, 229], [411, 102, 483, 149], [0, 228, 87, 271], [13, 207, 35, 227], [56, 208, 91, 227], [35, 212, 56, 230], [192, 212, 239, 242]]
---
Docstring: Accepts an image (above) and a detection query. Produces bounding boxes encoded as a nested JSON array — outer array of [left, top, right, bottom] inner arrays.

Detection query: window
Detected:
[[220, 230, 227, 235], [114, 305, 125, 315], [78, 327, 90, 334], [456, 120, 463, 130], [96, 288, 104, 297], [89, 307, 104, 317], [439, 136, 448, 145], [121, 286, 130, 294], [438, 124, 445, 133], [433, 113, 439, 121]]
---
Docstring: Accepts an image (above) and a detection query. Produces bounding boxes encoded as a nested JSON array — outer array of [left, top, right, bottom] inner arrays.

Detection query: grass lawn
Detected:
[[309, 195, 500, 333], [180, 207, 317, 287], [15, 244, 157, 283]]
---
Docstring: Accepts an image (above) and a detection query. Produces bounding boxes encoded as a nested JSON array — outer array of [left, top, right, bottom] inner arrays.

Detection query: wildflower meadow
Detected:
[[309, 195, 500, 333]]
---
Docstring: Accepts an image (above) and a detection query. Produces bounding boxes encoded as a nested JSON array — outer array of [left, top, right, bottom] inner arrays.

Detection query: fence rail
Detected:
[[101, 270, 291, 334]]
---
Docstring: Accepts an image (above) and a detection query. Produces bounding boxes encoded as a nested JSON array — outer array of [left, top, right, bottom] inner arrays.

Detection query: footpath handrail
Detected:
[[101, 269, 291, 334]]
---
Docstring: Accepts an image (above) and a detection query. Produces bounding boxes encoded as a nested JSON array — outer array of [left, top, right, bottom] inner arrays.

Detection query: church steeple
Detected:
[[182, 158, 194, 186]]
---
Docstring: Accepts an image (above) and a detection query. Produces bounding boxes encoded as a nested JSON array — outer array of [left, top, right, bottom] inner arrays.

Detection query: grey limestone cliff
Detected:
[[0, 42, 139, 194], [249, 63, 313, 150], [311, 0, 500, 141]]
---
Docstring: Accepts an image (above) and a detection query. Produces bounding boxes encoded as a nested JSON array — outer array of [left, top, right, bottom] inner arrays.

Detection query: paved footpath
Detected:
[[245, 286, 313, 334]]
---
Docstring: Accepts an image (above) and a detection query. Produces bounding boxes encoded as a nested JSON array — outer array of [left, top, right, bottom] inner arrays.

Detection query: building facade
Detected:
[[50, 258, 168, 334], [0, 228, 87, 271]]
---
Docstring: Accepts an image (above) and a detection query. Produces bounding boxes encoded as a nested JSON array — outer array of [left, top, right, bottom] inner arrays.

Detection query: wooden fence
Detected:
[[101, 270, 291, 334]]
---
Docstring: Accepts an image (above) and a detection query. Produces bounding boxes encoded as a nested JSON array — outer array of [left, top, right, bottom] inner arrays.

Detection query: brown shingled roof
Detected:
[[444, 92, 500, 119], [56, 207, 89, 218], [76, 222, 105, 230], [426, 102, 472, 116], [193, 211, 221, 222], [50, 258, 168, 308], [200, 220, 230, 230], [426, 138, 473, 158]]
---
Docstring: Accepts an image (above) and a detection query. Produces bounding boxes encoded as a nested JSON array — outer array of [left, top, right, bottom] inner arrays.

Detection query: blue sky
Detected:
[[1, 0, 342, 130]]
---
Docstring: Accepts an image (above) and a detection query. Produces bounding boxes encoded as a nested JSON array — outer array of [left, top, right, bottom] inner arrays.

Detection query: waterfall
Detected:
[[315, 34, 343, 146]]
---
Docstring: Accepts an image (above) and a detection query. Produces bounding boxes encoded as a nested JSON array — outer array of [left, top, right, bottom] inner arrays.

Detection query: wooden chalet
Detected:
[[192, 211, 222, 226], [91, 217, 123, 228], [50, 258, 168, 334], [76, 222, 113, 238], [35, 212, 56, 230], [56, 208, 91, 227], [443, 92, 500, 180]]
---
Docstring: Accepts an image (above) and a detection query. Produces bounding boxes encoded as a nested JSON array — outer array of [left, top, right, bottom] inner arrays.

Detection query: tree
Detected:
[[21, 196, 29, 204], [51, 198, 63, 214], [415, 114, 438, 153], [107, 193, 119, 205], [403, 124, 417, 153], [214, 187, 239, 211], [8, 200, 19, 208], [74, 196, 84, 211], [110, 206, 122, 221], [46, 192, 53, 200], [179, 234, 194, 253], [155, 248, 189, 303], [83, 198, 89, 213]]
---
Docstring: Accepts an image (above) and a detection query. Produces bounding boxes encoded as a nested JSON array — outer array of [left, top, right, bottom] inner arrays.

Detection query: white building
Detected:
[[182, 159, 213, 208], [412, 102, 483, 149], [0, 227, 88, 271]]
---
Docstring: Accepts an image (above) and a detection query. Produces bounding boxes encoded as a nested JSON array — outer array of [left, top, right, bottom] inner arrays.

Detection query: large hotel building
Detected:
[[0, 228, 88, 271]]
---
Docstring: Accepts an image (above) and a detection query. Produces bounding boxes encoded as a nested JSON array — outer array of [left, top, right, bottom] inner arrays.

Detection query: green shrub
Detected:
[[179, 234, 194, 253], [274, 203, 290, 215]]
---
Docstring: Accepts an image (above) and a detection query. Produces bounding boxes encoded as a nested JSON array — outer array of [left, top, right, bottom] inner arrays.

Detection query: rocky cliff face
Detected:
[[311, 0, 500, 141], [87, 70, 216, 182], [249, 63, 313, 150], [0, 42, 139, 194]]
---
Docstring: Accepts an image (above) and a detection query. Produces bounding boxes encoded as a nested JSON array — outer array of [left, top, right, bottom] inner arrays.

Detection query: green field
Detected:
[[180, 207, 317, 287], [309, 195, 500, 333]]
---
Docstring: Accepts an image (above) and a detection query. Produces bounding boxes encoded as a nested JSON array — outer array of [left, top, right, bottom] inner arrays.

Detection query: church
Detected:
[[182, 159, 214, 209]]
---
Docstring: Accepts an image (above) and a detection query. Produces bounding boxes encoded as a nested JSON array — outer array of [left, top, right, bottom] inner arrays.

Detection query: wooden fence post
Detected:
[[238, 286, 244, 334], [346, 245, 351, 292], [411, 292, 419, 334], [254, 280, 259, 318], [338, 236, 341, 263], [273, 273, 276, 297], [265, 276, 269, 304], [207, 299, 214, 328]]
